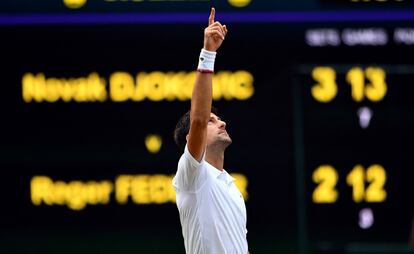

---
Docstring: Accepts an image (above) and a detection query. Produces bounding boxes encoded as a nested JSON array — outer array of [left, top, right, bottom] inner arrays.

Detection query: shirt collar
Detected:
[[205, 161, 236, 185]]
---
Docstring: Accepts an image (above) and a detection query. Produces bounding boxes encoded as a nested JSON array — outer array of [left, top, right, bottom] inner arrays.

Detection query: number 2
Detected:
[[312, 165, 339, 203]]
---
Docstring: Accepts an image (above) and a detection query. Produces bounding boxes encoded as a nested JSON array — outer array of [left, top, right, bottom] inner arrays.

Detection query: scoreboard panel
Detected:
[[294, 65, 414, 253], [0, 5, 414, 254]]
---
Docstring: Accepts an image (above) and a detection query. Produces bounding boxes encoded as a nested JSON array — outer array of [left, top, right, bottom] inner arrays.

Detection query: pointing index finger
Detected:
[[208, 7, 215, 26]]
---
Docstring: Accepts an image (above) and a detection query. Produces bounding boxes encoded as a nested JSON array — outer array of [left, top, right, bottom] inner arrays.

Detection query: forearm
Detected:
[[190, 72, 212, 124], [190, 44, 217, 122]]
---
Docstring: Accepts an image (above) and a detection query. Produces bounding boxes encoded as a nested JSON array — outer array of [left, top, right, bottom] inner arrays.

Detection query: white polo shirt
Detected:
[[172, 145, 248, 254]]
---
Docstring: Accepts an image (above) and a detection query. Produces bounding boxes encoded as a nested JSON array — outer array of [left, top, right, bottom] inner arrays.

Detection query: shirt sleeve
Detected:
[[172, 144, 208, 192]]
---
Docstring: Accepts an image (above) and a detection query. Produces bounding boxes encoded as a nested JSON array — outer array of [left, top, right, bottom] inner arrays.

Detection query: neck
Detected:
[[205, 146, 225, 171]]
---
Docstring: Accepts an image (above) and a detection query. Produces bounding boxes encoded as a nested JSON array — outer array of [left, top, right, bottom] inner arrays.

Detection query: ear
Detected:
[[186, 134, 189, 142]]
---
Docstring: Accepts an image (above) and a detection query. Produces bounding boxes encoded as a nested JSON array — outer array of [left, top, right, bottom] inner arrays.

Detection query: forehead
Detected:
[[210, 113, 219, 118]]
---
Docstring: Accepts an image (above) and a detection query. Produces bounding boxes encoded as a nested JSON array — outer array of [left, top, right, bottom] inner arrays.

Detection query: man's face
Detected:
[[206, 113, 232, 147]]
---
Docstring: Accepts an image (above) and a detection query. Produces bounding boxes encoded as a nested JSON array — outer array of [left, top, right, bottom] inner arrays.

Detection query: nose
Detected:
[[219, 120, 226, 129]]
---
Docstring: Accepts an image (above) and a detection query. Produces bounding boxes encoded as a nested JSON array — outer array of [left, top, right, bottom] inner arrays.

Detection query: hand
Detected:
[[203, 8, 228, 52]]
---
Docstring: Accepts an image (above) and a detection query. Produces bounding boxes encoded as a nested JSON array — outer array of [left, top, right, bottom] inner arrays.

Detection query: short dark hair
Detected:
[[174, 107, 218, 151]]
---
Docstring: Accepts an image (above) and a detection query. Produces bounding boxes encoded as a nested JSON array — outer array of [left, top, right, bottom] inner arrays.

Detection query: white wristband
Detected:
[[197, 49, 216, 73]]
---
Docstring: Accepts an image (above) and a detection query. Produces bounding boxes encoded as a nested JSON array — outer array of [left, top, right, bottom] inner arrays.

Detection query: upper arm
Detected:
[[187, 118, 208, 162]]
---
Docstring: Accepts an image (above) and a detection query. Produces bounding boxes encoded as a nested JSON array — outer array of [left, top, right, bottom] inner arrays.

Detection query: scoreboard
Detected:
[[294, 65, 414, 253], [0, 2, 414, 254]]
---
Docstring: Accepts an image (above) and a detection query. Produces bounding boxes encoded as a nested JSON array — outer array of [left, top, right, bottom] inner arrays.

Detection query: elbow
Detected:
[[190, 106, 210, 128], [190, 108, 209, 126], [190, 116, 208, 128]]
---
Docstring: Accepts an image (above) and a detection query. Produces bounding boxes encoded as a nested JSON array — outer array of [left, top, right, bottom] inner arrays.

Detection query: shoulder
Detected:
[[173, 144, 210, 192], [179, 144, 205, 170]]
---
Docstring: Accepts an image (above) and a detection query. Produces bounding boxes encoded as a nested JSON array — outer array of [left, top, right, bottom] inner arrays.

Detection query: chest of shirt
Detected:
[[202, 175, 247, 221]]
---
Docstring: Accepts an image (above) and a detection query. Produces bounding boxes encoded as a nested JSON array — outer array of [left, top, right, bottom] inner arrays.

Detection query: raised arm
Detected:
[[187, 8, 228, 161]]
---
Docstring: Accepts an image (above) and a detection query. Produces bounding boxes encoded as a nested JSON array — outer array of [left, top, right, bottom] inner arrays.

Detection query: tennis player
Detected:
[[172, 8, 249, 254]]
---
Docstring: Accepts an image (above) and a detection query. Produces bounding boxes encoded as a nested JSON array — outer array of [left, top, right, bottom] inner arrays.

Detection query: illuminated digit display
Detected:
[[311, 67, 338, 103], [312, 165, 339, 203], [312, 164, 387, 204], [311, 66, 388, 103]]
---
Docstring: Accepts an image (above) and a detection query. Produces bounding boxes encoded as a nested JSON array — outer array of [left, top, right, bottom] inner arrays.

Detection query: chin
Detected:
[[215, 133, 232, 147], [222, 136, 232, 146]]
